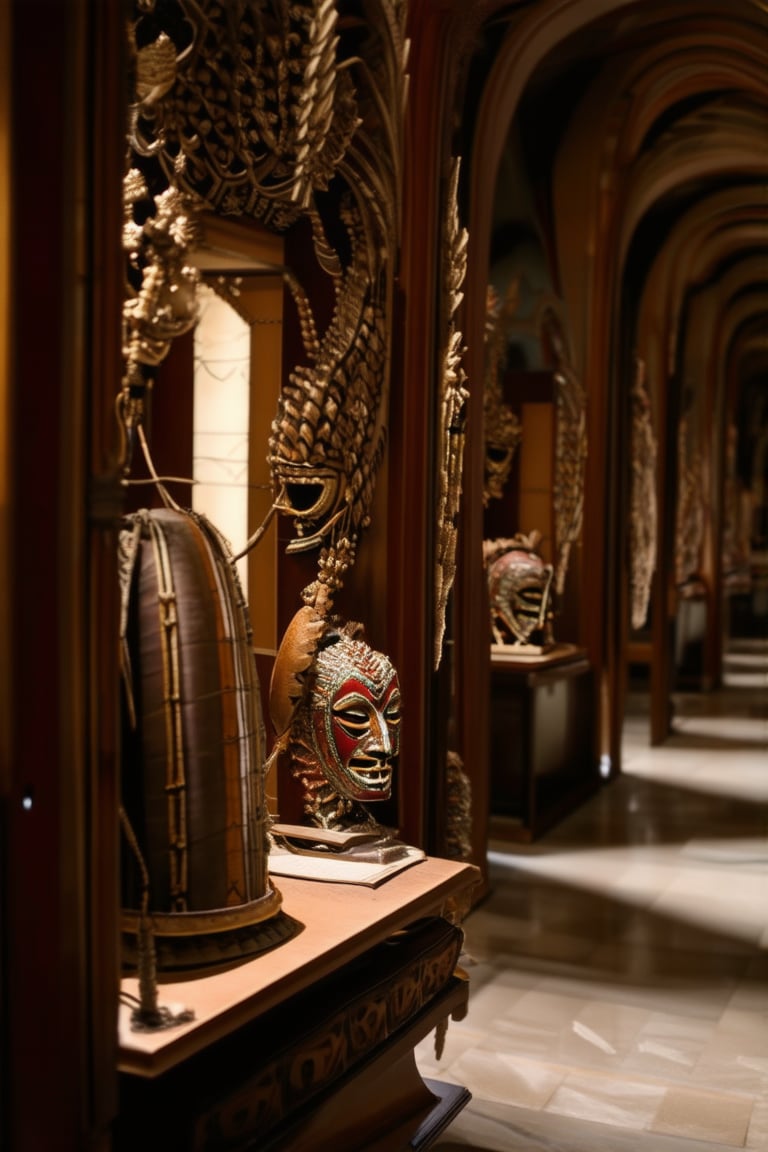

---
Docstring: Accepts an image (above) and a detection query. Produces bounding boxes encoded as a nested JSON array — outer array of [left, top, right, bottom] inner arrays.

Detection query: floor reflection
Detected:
[[417, 641, 768, 1151]]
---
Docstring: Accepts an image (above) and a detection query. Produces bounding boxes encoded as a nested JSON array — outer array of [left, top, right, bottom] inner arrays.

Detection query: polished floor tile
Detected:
[[417, 649, 768, 1150], [649, 1087, 753, 1146]]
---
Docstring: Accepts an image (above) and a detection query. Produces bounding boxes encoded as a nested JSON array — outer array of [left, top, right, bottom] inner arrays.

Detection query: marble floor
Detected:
[[416, 638, 768, 1151]]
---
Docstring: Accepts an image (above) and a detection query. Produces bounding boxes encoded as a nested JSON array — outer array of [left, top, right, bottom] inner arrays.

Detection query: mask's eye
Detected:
[[384, 696, 402, 727], [332, 703, 371, 739]]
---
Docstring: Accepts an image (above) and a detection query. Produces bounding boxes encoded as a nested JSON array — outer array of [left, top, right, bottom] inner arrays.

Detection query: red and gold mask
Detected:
[[310, 634, 401, 803]]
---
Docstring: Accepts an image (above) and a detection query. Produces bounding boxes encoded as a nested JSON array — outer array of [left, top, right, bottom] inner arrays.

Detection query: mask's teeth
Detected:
[[350, 762, 392, 790]]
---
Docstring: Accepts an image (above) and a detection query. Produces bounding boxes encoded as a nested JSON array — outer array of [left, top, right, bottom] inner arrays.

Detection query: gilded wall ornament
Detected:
[[629, 357, 657, 629], [434, 157, 470, 669]]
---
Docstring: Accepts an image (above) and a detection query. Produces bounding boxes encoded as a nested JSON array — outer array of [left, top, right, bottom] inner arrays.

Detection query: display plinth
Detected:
[[489, 644, 599, 842], [116, 857, 480, 1152]]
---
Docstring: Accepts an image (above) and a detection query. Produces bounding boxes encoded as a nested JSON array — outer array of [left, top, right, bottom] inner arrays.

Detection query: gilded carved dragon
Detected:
[[121, 0, 407, 614]]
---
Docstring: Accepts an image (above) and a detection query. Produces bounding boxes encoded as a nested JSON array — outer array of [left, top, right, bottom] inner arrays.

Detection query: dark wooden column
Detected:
[[394, 1, 482, 861], [4, 1, 125, 1148]]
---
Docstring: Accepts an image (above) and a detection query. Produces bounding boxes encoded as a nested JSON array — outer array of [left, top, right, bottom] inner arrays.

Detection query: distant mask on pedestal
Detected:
[[485, 534, 555, 648]]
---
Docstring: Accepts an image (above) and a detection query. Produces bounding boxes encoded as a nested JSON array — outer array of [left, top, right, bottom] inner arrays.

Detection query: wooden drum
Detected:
[[119, 507, 288, 968]]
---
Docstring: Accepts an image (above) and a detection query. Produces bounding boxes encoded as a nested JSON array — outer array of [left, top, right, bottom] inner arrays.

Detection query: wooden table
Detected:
[[117, 856, 481, 1151]]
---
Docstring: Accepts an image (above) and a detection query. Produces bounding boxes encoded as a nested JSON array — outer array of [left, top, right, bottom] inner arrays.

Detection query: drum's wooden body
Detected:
[[119, 508, 286, 967]]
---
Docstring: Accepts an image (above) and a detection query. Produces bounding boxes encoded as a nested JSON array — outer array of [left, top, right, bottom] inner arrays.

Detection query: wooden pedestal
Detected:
[[116, 858, 479, 1152], [488, 644, 598, 842]]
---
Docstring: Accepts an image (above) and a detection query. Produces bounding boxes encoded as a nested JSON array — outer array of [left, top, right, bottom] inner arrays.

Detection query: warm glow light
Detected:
[[193, 285, 251, 590]]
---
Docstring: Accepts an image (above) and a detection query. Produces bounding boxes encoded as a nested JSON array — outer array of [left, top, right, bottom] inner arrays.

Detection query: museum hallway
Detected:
[[416, 638, 768, 1151]]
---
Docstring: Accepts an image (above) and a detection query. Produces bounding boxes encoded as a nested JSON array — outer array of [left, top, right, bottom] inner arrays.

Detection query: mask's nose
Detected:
[[364, 709, 393, 759]]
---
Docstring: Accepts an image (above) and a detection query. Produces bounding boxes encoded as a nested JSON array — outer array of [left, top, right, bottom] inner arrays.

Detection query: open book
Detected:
[[268, 823, 426, 887]]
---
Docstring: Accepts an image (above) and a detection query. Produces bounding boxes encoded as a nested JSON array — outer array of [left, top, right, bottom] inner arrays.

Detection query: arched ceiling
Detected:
[[463, 0, 768, 526]]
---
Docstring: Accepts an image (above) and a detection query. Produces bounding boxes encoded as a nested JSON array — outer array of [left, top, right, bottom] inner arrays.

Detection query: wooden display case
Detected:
[[117, 857, 480, 1152], [488, 644, 599, 842]]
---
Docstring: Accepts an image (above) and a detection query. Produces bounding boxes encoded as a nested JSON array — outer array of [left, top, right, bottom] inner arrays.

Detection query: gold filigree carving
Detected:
[[130, 1, 360, 229], [483, 282, 522, 507], [119, 171, 202, 471], [434, 157, 470, 669], [629, 357, 657, 629]]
